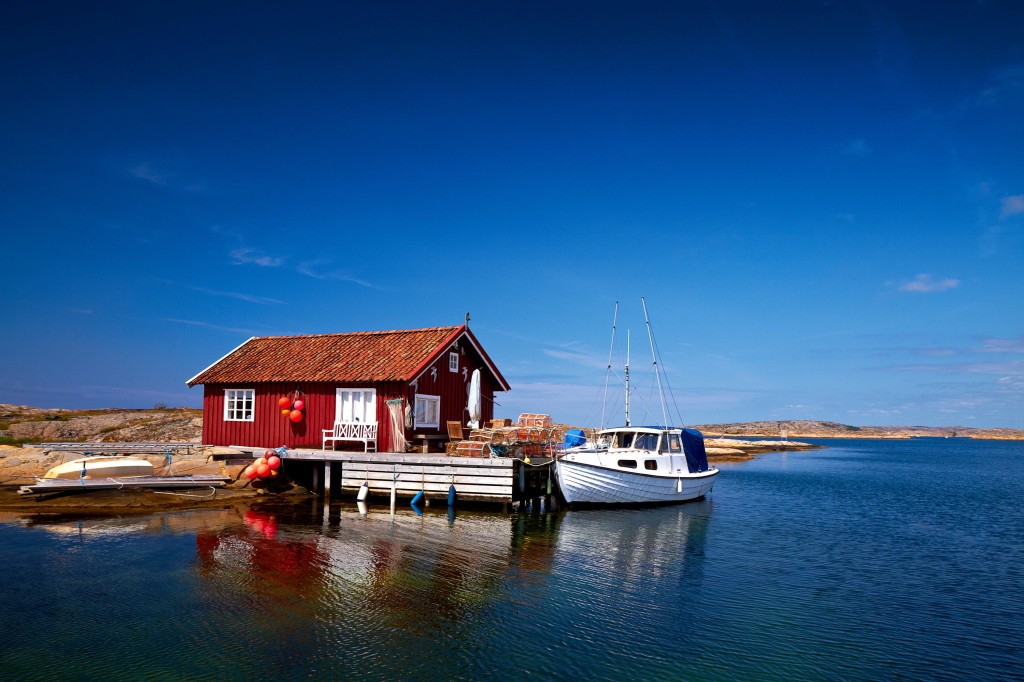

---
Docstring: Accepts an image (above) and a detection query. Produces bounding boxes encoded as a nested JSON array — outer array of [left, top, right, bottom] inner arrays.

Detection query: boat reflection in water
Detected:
[[184, 499, 712, 680], [4, 499, 711, 679]]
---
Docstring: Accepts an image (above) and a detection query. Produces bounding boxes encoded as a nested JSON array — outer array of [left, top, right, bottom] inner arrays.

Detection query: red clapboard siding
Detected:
[[203, 381, 432, 450]]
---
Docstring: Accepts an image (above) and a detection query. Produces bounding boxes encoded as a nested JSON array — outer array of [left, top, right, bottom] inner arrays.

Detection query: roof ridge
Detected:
[[251, 325, 461, 340]]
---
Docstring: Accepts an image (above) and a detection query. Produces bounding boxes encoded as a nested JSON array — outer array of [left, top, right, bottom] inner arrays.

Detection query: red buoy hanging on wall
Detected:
[[278, 396, 292, 409], [293, 399, 305, 411], [289, 409, 303, 422]]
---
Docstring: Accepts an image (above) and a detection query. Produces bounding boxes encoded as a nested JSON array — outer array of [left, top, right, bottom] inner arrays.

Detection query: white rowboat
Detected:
[[43, 455, 155, 480]]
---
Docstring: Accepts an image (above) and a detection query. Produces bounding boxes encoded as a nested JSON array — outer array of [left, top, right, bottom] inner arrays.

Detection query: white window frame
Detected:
[[224, 389, 255, 422], [335, 388, 377, 424], [448, 352, 459, 372], [414, 394, 440, 429]]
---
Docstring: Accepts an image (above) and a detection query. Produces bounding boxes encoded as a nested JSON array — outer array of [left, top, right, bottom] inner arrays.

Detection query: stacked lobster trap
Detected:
[[450, 414, 566, 458]]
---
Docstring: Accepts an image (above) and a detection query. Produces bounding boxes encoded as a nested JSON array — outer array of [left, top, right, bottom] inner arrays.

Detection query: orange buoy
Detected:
[[257, 463, 271, 478], [281, 409, 290, 416], [244, 465, 259, 479], [289, 409, 303, 422], [278, 396, 291, 409]]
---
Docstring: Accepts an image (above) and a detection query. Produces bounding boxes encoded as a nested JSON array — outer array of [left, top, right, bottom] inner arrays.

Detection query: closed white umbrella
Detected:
[[467, 369, 481, 429]]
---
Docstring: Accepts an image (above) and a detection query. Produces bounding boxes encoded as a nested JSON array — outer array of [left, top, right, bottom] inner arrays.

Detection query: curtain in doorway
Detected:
[[386, 398, 408, 452]]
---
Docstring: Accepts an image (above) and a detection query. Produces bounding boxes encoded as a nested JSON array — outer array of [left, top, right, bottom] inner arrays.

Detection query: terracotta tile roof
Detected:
[[187, 326, 466, 386]]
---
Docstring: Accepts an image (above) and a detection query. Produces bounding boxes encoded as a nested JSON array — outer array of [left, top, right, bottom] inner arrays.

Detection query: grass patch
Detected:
[[0, 436, 33, 447]]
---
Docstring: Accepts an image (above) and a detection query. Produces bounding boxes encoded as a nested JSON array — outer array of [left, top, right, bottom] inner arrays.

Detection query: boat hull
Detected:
[[44, 456, 155, 480], [555, 459, 718, 505]]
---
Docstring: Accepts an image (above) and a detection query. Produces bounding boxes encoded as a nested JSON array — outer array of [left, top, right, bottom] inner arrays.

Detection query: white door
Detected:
[[335, 388, 377, 424]]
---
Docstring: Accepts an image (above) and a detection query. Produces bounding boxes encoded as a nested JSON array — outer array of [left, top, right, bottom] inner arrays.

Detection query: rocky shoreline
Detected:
[[0, 434, 820, 516], [5, 404, 1015, 517]]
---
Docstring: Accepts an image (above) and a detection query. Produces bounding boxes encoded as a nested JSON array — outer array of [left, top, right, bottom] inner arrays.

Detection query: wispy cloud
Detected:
[[843, 139, 872, 156], [975, 335, 1024, 354], [962, 61, 1024, 111], [130, 162, 170, 185], [128, 162, 204, 191], [185, 285, 284, 305], [889, 359, 1024, 378], [163, 318, 257, 335], [541, 348, 608, 370], [1001, 194, 1024, 218], [898, 273, 960, 293], [297, 259, 377, 288], [230, 247, 285, 268]]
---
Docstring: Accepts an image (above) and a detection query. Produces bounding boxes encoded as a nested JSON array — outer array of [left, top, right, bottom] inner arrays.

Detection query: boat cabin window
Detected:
[[634, 433, 660, 451], [644, 460, 658, 470], [617, 459, 638, 469], [667, 434, 682, 453], [612, 432, 634, 449]]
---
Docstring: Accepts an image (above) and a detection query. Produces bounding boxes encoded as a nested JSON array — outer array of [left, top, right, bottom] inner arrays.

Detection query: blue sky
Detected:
[[2, 1, 1021, 428]]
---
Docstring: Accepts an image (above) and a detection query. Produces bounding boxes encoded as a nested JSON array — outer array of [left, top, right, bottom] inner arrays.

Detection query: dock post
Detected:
[[312, 463, 321, 495], [324, 461, 332, 499]]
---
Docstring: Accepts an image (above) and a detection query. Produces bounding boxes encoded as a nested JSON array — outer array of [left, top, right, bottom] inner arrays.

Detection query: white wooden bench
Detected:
[[322, 422, 378, 453]]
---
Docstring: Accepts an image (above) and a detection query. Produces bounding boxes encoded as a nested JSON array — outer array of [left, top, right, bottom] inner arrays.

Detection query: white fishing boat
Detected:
[[554, 298, 719, 506], [43, 455, 154, 480], [556, 426, 718, 505]]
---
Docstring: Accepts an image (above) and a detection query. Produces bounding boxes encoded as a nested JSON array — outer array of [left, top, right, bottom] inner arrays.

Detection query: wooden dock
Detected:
[[230, 447, 557, 507]]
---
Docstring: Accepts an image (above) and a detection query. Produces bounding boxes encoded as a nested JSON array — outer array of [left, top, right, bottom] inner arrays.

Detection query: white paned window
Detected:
[[224, 389, 254, 422], [449, 352, 459, 372], [414, 394, 440, 429], [335, 388, 377, 424]]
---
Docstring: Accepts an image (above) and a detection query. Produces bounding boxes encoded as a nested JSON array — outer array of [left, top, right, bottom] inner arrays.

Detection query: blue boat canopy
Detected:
[[681, 428, 710, 473], [564, 428, 587, 448]]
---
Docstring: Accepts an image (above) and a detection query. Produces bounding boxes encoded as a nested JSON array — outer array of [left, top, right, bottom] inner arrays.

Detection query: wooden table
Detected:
[[410, 434, 448, 453]]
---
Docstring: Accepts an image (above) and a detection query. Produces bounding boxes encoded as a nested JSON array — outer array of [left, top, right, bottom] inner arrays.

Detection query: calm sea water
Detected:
[[2, 438, 1022, 681]]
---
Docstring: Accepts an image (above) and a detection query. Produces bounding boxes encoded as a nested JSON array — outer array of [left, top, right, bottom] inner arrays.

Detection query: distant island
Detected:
[[691, 420, 1024, 441]]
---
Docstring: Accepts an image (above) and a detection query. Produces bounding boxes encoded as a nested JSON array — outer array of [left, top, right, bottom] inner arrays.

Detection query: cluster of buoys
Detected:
[[278, 395, 304, 422], [244, 449, 282, 481]]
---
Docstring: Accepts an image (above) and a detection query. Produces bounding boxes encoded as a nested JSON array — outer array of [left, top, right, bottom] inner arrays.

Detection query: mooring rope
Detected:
[[150, 487, 218, 498]]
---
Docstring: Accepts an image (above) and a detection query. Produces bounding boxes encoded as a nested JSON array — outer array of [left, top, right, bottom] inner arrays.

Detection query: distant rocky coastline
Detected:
[[3, 405, 1021, 448], [692, 420, 1024, 441]]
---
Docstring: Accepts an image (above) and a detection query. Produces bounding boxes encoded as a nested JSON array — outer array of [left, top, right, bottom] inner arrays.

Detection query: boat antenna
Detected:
[[642, 296, 670, 428], [601, 301, 618, 430], [625, 328, 631, 427]]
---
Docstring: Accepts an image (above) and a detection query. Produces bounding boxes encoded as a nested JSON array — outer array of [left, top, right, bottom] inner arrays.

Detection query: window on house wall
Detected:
[[335, 388, 376, 424], [449, 352, 459, 372], [224, 389, 255, 422], [414, 394, 440, 428]]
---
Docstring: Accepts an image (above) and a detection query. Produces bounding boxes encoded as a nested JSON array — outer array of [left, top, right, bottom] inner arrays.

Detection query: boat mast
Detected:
[[642, 296, 670, 427], [601, 301, 619, 430], [625, 329, 631, 427]]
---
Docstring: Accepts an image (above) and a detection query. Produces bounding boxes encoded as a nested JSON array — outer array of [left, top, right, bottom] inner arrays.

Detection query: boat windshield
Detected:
[[634, 433, 660, 451], [609, 431, 664, 450], [612, 432, 634, 449]]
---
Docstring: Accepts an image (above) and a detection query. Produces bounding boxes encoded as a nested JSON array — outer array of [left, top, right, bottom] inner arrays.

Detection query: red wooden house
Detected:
[[186, 324, 510, 451]]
